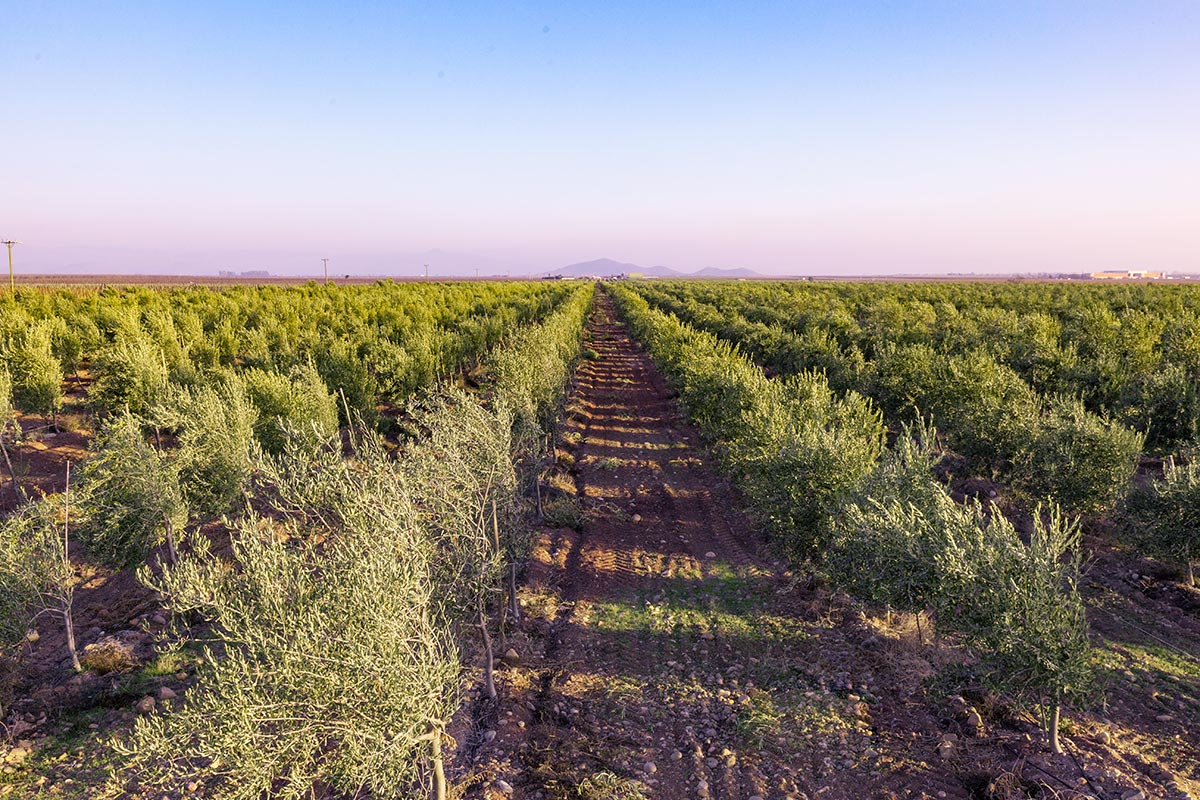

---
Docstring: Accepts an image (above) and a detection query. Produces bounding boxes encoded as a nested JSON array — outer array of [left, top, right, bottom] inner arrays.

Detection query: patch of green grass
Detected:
[[736, 690, 786, 746], [109, 642, 205, 699], [601, 676, 646, 719], [577, 772, 648, 800], [0, 706, 126, 798], [543, 496, 586, 530]]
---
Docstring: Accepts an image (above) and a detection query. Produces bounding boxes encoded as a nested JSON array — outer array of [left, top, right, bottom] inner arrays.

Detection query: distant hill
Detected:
[[694, 266, 760, 278], [553, 258, 760, 279]]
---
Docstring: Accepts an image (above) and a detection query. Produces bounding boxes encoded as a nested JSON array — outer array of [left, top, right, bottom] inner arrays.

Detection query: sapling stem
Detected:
[[1048, 699, 1062, 755], [63, 462, 81, 672], [0, 423, 21, 503], [480, 606, 496, 701], [430, 728, 447, 800]]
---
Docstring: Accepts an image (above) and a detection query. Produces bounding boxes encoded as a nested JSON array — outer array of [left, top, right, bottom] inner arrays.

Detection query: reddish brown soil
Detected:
[[451, 295, 1199, 800]]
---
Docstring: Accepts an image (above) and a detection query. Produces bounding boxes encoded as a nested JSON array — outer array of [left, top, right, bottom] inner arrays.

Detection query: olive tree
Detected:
[[75, 414, 187, 567], [947, 506, 1092, 754], [90, 333, 171, 417], [1122, 458, 1200, 586], [0, 485, 82, 686], [399, 390, 518, 702], [833, 446, 1093, 753], [242, 363, 338, 455], [5, 320, 65, 430], [1013, 396, 1144, 515], [829, 421, 951, 620], [734, 372, 885, 561], [152, 377, 259, 518], [0, 369, 22, 503], [121, 432, 461, 800]]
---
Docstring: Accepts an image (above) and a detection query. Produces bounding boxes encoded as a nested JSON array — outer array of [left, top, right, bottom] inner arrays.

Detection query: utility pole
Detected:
[[424, 263, 429, 280], [322, 257, 330, 282], [2, 240, 20, 291]]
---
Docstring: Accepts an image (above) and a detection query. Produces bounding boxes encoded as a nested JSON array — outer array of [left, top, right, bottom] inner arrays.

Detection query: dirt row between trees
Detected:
[[449, 293, 1199, 800]]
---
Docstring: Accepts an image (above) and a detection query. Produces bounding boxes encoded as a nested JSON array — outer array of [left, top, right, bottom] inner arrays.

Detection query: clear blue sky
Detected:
[[3, 1, 1198, 275]]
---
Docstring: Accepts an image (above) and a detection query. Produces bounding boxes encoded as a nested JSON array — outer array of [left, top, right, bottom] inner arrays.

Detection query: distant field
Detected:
[[10, 272, 520, 287]]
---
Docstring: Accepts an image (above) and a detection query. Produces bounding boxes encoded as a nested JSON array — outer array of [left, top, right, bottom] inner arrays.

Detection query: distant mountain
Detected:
[[553, 258, 761, 279], [694, 266, 760, 278]]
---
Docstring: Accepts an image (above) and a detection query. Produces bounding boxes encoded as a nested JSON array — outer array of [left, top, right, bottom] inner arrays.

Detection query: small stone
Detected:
[[937, 740, 954, 759], [965, 710, 984, 730], [1121, 792, 1145, 800], [643, 761, 657, 774], [1096, 730, 1111, 745], [632, 514, 642, 523], [1155, 714, 1174, 722], [848, 701, 870, 719], [24, 630, 38, 643], [186, 782, 199, 792], [724, 754, 737, 767], [502, 648, 522, 667], [697, 782, 711, 799], [494, 779, 514, 794], [705, 757, 719, 768], [175, 671, 188, 679], [158, 686, 177, 700], [483, 729, 497, 742], [704, 551, 716, 559], [670, 749, 683, 760], [151, 614, 167, 626], [3, 747, 27, 765], [136, 696, 156, 714]]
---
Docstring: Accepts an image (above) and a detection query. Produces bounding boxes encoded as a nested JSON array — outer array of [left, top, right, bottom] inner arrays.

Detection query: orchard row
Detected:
[[0, 281, 593, 798]]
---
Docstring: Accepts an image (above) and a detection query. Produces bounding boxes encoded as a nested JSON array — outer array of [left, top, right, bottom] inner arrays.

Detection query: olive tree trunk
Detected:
[[1047, 694, 1063, 755], [63, 463, 81, 672]]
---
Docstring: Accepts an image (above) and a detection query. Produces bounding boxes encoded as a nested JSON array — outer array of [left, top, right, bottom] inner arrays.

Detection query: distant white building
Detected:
[[1089, 270, 1163, 280]]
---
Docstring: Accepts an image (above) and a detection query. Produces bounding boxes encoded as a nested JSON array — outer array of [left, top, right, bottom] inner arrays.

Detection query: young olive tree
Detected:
[[90, 333, 171, 417], [0, 369, 23, 503], [0, 483, 82, 682], [489, 285, 592, 530], [1122, 458, 1200, 586], [242, 363, 339, 455], [400, 390, 518, 703], [122, 433, 461, 800], [829, 421, 951, 619], [734, 372, 885, 561], [946, 506, 1092, 754], [1013, 396, 1144, 515], [75, 414, 187, 567], [152, 377, 259, 518], [5, 320, 65, 430]]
